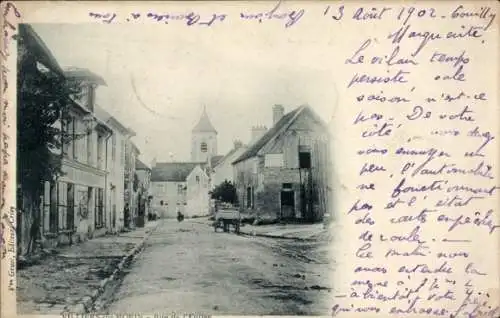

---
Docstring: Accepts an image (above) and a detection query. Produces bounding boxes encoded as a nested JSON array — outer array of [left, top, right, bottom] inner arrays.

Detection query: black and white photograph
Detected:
[[14, 15, 335, 316], [6, 2, 499, 318]]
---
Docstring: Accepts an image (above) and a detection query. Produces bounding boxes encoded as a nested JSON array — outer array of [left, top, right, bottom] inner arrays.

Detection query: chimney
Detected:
[[151, 157, 157, 167], [233, 139, 243, 149], [273, 104, 285, 125], [251, 125, 268, 144]]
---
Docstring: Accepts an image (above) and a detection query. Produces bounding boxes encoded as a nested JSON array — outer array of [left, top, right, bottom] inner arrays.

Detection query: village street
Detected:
[[98, 219, 335, 316]]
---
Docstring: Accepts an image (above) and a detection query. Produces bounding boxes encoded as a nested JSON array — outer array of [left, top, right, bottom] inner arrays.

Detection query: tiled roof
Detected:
[[151, 162, 202, 182], [232, 105, 305, 165], [136, 159, 150, 170], [192, 107, 217, 133], [210, 155, 224, 168]]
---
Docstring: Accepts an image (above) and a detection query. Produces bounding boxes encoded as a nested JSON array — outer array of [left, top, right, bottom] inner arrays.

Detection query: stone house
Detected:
[[151, 162, 210, 218], [93, 105, 135, 233], [232, 104, 331, 222]]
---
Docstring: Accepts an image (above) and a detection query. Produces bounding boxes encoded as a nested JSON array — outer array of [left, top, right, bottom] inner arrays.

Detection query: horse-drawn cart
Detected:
[[214, 209, 241, 234]]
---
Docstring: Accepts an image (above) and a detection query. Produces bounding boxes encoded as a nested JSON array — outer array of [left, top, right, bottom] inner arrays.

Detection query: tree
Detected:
[[17, 25, 83, 255], [210, 180, 237, 204]]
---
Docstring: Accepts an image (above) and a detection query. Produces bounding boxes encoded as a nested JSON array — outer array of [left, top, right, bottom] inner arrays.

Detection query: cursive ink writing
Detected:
[[240, 1, 305, 28]]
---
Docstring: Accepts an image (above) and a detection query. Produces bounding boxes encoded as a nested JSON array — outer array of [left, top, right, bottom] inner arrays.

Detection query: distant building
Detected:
[[124, 141, 139, 228], [211, 140, 247, 188], [232, 104, 331, 222], [151, 162, 210, 218], [135, 159, 152, 227]]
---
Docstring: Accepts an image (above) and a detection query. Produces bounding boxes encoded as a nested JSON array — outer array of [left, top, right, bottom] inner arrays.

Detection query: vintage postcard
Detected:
[[1, 1, 499, 317]]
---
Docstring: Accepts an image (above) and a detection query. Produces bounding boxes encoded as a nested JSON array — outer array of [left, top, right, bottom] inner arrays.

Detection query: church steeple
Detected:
[[191, 106, 218, 162], [192, 105, 217, 134]]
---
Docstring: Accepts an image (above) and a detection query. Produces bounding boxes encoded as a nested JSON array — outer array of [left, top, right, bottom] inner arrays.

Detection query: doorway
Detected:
[[280, 190, 295, 220]]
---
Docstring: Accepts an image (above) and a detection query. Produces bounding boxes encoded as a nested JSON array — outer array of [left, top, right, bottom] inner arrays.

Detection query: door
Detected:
[[280, 191, 295, 219]]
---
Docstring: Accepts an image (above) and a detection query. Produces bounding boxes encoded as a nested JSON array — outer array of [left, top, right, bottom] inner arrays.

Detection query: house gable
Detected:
[[232, 106, 303, 165], [186, 165, 208, 183], [233, 105, 328, 166], [258, 107, 328, 156]]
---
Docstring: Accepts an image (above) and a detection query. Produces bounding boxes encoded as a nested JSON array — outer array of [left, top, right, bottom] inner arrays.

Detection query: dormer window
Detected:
[[200, 142, 208, 153], [71, 83, 95, 112]]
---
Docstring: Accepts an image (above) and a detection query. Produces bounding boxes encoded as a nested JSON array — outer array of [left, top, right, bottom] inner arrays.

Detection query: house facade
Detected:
[[94, 105, 135, 233], [186, 165, 210, 217], [151, 162, 210, 218], [41, 68, 114, 247], [232, 104, 331, 222]]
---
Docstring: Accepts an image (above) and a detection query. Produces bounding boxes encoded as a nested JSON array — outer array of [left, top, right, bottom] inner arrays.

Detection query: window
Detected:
[[299, 151, 311, 169], [43, 182, 75, 233], [196, 176, 200, 184], [79, 84, 90, 107], [177, 184, 184, 195], [97, 134, 104, 169], [282, 183, 292, 189], [111, 134, 116, 162], [95, 188, 104, 228], [42, 181, 58, 233], [74, 120, 81, 160], [160, 200, 164, 206], [57, 182, 67, 232], [121, 140, 125, 165], [200, 142, 208, 153], [88, 85, 95, 111], [62, 117, 69, 156], [65, 184, 75, 231], [265, 154, 284, 167], [246, 186, 253, 208], [87, 131, 92, 165], [62, 117, 76, 159], [112, 204, 116, 227]]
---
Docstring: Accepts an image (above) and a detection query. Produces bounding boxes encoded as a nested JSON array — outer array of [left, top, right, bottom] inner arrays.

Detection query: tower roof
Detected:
[[192, 106, 217, 133]]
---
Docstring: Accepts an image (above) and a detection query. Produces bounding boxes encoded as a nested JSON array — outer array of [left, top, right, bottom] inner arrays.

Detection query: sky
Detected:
[[32, 22, 338, 165]]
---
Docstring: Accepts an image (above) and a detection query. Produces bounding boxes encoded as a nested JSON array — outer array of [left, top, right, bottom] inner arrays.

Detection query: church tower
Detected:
[[191, 106, 217, 163]]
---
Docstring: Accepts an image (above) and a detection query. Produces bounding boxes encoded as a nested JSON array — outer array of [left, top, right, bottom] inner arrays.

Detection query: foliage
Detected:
[[17, 28, 83, 192], [17, 26, 83, 254], [210, 180, 237, 204]]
